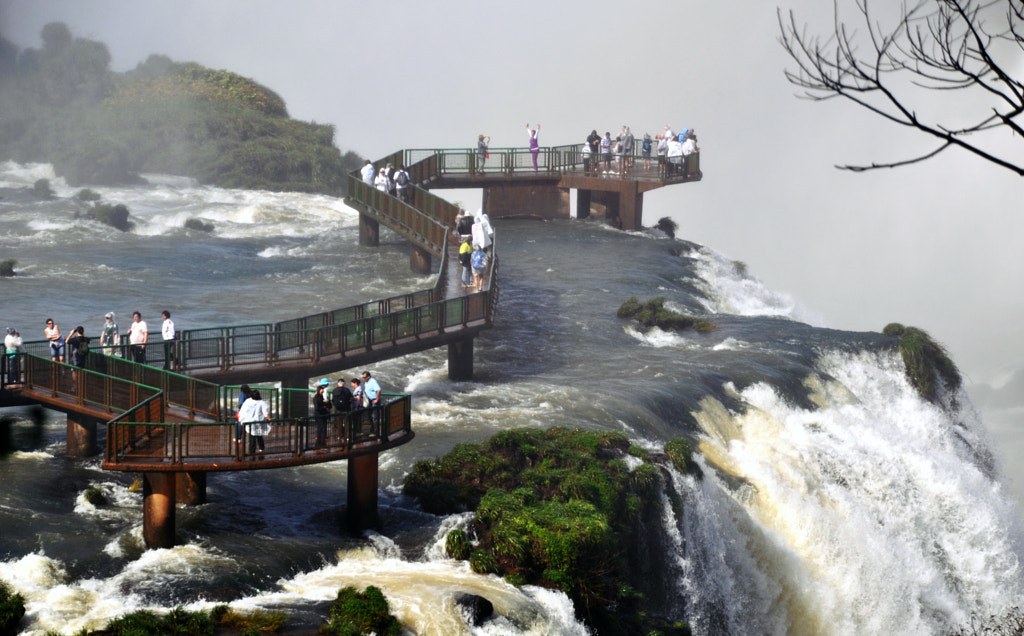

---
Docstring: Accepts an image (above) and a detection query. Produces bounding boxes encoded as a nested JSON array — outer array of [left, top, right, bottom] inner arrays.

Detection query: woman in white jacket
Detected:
[[239, 389, 271, 455]]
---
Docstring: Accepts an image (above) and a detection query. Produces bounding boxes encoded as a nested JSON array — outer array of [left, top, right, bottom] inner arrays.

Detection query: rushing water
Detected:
[[1, 162, 1022, 635]]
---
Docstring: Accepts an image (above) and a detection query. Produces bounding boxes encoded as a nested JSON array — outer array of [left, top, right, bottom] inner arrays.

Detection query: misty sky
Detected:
[[3, 0, 1022, 392]]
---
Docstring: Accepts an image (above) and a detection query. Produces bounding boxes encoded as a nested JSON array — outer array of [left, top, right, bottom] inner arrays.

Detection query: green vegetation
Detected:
[[83, 486, 107, 506], [209, 604, 287, 635], [33, 178, 54, 199], [0, 581, 25, 636], [0, 260, 15, 277], [404, 426, 693, 634], [665, 438, 696, 474], [618, 297, 715, 333], [654, 216, 678, 238], [0, 25, 363, 193], [62, 603, 287, 635], [732, 260, 747, 277], [75, 202, 132, 231], [883, 323, 962, 402], [322, 586, 402, 636], [184, 218, 215, 233]]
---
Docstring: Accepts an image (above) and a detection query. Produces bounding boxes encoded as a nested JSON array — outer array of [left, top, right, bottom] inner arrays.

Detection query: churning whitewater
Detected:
[[1, 162, 1022, 635]]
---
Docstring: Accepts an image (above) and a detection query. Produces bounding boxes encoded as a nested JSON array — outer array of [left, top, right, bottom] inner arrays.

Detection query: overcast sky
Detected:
[[2, 0, 1022, 391]]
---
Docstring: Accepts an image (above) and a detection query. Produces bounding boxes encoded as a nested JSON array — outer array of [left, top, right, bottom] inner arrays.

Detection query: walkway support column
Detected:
[[143, 472, 176, 549], [448, 337, 474, 381], [359, 213, 380, 247], [576, 189, 592, 220], [618, 181, 643, 231], [176, 471, 207, 505], [410, 245, 432, 275], [347, 452, 379, 533], [66, 415, 98, 457]]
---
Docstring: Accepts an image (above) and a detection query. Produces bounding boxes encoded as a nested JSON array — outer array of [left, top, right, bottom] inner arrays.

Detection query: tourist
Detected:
[[600, 132, 612, 174], [656, 134, 668, 177], [471, 245, 489, 291], [44, 318, 64, 362], [362, 371, 382, 415], [614, 136, 623, 175], [394, 166, 410, 203], [350, 377, 365, 410], [4, 328, 21, 382], [456, 210, 475, 239], [581, 138, 591, 173], [101, 312, 118, 358], [621, 125, 634, 175], [385, 163, 397, 196], [127, 311, 148, 364], [641, 133, 653, 171], [471, 209, 492, 253], [360, 160, 375, 186], [476, 209, 494, 252], [526, 123, 540, 171], [331, 377, 353, 413], [161, 310, 175, 370], [681, 130, 699, 178], [666, 134, 683, 176], [374, 168, 389, 192], [240, 388, 270, 455], [313, 378, 332, 448], [477, 134, 490, 173], [234, 384, 251, 444], [586, 129, 601, 175], [65, 326, 89, 370], [459, 236, 473, 287]]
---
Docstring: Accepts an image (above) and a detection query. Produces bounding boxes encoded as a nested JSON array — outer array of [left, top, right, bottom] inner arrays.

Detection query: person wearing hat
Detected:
[[313, 378, 332, 448], [100, 312, 119, 359]]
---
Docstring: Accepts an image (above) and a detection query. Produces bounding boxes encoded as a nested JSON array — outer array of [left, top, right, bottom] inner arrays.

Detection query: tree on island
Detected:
[[779, 0, 1024, 175]]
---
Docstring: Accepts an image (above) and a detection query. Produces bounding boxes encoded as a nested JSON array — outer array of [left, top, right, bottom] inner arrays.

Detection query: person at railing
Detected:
[[234, 384, 251, 444], [385, 163, 397, 197], [527, 123, 540, 171], [666, 134, 683, 177], [4, 328, 21, 382], [471, 245, 489, 292], [456, 210, 474, 239], [613, 135, 624, 175], [313, 378, 332, 448], [350, 377, 366, 410], [331, 377, 353, 414], [127, 311, 148, 364], [471, 209, 493, 255], [239, 388, 270, 455], [599, 132, 612, 174], [641, 133, 653, 172], [459, 236, 473, 288], [101, 312, 118, 359], [65, 326, 90, 370], [362, 371, 382, 430], [620, 126, 635, 175], [657, 134, 668, 177], [44, 318, 64, 363], [477, 134, 490, 174], [161, 310, 176, 371], [374, 168, 389, 192], [360, 160, 375, 186], [394, 166, 411, 203], [586, 130, 601, 175], [681, 130, 700, 179]]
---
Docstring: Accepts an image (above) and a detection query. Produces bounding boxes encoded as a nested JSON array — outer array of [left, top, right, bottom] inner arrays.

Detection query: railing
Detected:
[[105, 393, 412, 466], [396, 144, 701, 179], [16, 353, 164, 415]]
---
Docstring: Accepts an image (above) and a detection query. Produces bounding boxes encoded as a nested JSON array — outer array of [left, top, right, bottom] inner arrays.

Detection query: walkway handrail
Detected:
[[104, 394, 412, 468]]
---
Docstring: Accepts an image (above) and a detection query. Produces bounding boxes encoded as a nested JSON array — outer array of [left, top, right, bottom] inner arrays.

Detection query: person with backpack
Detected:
[[456, 211, 475, 238], [620, 125, 635, 175], [459, 236, 473, 287], [394, 166, 410, 203], [471, 245, 489, 291], [65, 326, 90, 369], [641, 133, 653, 171], [313, 378, 332, 448]]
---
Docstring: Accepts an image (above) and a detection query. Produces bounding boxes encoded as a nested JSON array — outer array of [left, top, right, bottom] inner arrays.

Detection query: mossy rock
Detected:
[[83, 486, 108, 506], [75, 188, 101, 202], [618, 297, 715, 333], [76, 203, 133, 231], [184, 217, 214, 232], [886, 324, 962, 401], [322, 585, 402, 636], [32, 178, 54, 200], [0, 581, 25, 636], [0, 260, 15, 277]]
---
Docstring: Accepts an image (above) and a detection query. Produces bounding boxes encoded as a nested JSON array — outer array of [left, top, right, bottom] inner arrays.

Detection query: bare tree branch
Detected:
[[779, 0, 1024, 176]]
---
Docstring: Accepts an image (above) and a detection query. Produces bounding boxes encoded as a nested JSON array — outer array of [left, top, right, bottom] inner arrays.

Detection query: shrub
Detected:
[[0, 260, 15, 277], [0, 581, 25, 636], [210, 604, 287, 635], [83, 486, 107, 506], [665, 438, 694, 474], [445, 528, 472, 561], [322, 586, 402, 636], [100, 606, 213, 635], [886, 324, 962, 401]]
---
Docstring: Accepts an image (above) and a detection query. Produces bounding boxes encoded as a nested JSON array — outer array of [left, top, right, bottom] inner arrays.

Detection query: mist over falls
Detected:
[[1, 165, 1022, 634]]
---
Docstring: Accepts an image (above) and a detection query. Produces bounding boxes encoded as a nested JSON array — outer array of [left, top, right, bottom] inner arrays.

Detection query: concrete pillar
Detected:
[[359, 213, 380, 247], [482, 184, 570, 220], [347, 452, 379, 533], [143, 472, 176, 549], [618, 181, 644, 231], [410, 245, 432, 275], [576, 189, 592, 219], [448, 337, 474, 381], [176, 471, 207, 505], [66, 415, 98, 457]]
